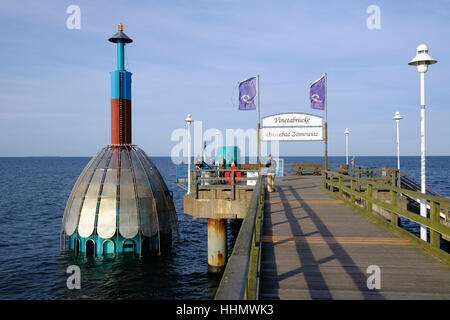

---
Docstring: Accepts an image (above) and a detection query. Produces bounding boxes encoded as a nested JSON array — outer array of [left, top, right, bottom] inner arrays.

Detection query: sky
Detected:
[[0, 0, 449, 157]]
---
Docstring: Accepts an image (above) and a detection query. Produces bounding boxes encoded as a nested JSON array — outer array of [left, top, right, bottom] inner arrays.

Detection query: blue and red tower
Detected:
[[109, 23, 132, 145]]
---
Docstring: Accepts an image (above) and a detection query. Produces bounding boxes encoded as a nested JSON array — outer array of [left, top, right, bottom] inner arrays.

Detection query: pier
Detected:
[[208, 166, 450, 300], [182, 168, 261, 273]]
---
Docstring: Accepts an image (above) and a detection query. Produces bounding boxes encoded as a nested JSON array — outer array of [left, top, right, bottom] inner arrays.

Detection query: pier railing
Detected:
[[322, 170, 450, 263], [282, 163, 383, 176], [215, 175, 265, 300], [283, 162, 343, 175], [399, 169, 443, 198], [187, 168, 262, 200]]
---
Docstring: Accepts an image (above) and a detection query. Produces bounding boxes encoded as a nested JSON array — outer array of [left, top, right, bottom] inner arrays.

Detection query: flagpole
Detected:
[[257, 74, 261, 167], [325, 73, 328, 171]]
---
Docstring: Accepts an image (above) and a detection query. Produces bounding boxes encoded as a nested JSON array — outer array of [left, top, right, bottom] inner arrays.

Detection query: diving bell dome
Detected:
[[62, 145, 178, 254], [61, 25, 178, 256]]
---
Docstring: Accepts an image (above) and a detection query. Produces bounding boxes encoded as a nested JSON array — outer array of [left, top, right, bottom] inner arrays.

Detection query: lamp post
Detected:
[[215, 129, 220, 162], [344, 128, 350, 165], [393, 112, 403, 187], [408, 44, 437, 242], [185, 114, 193, 194]]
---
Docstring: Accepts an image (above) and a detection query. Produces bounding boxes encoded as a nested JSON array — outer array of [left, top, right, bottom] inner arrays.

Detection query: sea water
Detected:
[[0, 156, 448, 299]]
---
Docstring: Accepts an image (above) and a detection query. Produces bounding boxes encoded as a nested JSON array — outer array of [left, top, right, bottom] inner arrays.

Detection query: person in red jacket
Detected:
[[225, 161, 241, 184]]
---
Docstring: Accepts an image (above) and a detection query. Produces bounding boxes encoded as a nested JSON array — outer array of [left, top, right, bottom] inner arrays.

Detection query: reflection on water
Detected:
[[60, 251, 222, 300]]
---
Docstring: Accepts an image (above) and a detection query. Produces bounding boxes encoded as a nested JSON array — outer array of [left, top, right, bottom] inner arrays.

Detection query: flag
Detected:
[[238, 77, 257, 110], [310, 74, 326, 110]]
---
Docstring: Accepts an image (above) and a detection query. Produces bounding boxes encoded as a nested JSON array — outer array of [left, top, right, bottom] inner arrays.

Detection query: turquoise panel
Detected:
[[216, 146, 241, 168], [69, 233, 164, 255], [102, 240, 115, 254], [117, 41, 124, 71], [110, 71, 132, 100]]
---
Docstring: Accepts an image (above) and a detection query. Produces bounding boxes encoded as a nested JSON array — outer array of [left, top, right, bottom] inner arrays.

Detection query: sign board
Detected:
[[262, 127, 323, 141], [262, 113, 323, 127], [275, 158, 284, 176], [246, 171, 258, 186], [261, 112, 323, 141]]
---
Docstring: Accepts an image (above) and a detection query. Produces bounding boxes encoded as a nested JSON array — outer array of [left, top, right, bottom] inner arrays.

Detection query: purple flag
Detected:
[[239, 77, 257, 110], [310, 74, 326, 110]]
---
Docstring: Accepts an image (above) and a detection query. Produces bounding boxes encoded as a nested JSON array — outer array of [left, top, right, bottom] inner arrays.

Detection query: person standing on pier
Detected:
[[265, 154, 277, 192]]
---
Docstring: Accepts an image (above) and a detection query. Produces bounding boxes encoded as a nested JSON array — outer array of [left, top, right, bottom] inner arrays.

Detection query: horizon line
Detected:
[[1, 155, 450, 158]]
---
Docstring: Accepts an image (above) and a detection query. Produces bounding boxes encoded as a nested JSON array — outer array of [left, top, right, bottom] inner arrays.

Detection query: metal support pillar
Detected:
[[207, 218, 227, 273]]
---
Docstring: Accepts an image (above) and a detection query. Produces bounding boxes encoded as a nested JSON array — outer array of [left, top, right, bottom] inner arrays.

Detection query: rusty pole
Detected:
[[207, 218, 227, 273]]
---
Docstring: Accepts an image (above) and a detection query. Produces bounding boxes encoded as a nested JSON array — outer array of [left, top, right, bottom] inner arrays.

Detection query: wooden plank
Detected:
[[292, 163, 323, 168], [265, 199, 344, 205], [262, 235, 412, 245], [259, 175, 450, 300], [291, 163, 323, 176], [241, 163, 263, 170]]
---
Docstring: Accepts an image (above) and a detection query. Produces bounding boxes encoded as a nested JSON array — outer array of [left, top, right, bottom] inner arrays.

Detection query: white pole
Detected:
[[345, 128, 349, 165], [396, 119, 401, 188], [420, 71, 427, 241], [257, 74, 261, 166], [187, 119, 192, 195], [325, 73, 328, 170], [396, 120, 400, 170], [408, 44, 437, 242], [257, 75, 260, 125], [216, 129, 219, 157], [346, 134, 349, 165]]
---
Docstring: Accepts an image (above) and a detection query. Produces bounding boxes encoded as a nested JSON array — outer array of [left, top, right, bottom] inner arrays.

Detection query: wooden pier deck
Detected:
[[259, 175, 450, 300]]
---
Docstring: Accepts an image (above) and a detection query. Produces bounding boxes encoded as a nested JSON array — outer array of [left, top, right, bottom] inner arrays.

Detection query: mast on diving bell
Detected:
[[109, 24, 133, 145]]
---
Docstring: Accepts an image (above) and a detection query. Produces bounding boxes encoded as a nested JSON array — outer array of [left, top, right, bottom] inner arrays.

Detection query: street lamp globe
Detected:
[[185, 114, 193, 124], [393, 112, 403, 122], [408, 44, 437, 73]]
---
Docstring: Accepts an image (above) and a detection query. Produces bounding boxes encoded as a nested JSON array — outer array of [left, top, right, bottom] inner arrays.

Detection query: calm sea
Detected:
[[0, 156, 448, 299]]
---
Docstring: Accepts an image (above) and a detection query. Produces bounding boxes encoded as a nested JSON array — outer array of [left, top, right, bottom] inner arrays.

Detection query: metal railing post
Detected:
[[232, 170, 236, 200], [193, 169, 198, 199], [430, 201, 440, 248], [366, 182, 373, 213], [392, 170, 398, 187], [390, 188, 398, 226], [350, 179, 355, 203], [357, 170, 362, 192], [322, 171, 326, 189]]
